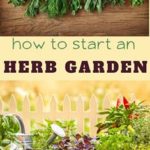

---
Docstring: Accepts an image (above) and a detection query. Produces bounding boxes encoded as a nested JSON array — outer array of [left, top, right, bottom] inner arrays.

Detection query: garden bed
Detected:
[[0, 97, 150, 150]]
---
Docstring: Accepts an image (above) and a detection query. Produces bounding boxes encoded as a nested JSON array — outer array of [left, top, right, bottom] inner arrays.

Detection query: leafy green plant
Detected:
[[0, 115, 20, 148], [84, 0, 99, 12], [25, 0, 40, 17], [40, 0, 68, 17], [70, 0, 82, 15], [84, 0, 125, 13], [131, 117, 150, 147], [55, 120, 77, 137], [96, 125, 136, 150], [96, 118, 150, 150], [131, 0, 144, 6], [31, 120, 76, 149]]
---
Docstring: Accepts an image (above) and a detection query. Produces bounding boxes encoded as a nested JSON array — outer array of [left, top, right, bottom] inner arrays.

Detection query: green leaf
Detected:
[[99, 111, 110, 114], [84, 0, 97, 12], [8, 0, 25, 6], [70, 0, 82, 15], [0, 115, 20, 147], [25, 0, 40, 17], [96, 0, 103, 12], [131, 0, 144, 6], [46, 0, 68, 18], [40, 2, 48, 13]]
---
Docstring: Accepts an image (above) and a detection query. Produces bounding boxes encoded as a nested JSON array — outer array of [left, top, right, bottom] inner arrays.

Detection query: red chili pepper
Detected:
[[116, 98, 122, 109], [123, 97, 130, 109]]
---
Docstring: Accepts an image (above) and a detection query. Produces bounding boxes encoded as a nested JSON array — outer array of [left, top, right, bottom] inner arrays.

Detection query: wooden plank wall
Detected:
[[0, 0, 149, 36]]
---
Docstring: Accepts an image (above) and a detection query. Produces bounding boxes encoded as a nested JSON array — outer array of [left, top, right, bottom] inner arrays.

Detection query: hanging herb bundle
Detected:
[[25, 0, 40, 17], [70, 0, 82, 15], [8, 0, 145, 18], [131, 0, 144, 6], [39, 0, 68, 17], [84, 0, 107, 12]]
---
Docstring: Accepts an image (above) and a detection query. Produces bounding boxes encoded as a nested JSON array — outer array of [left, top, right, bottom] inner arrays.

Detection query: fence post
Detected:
[[50, 96, 57, 121], [63, 95, 71, 120], [22, 96, 30, 133], [36, 96, 44, 123], [77, 96, 84, 134], [103, 95, 111, 110], [9, 95, 17, 113], [89, 95, 98, 137], [130, 93, 137, 102]]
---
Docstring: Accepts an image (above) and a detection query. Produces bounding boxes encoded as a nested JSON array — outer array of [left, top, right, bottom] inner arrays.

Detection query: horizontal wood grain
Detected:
[[0, 0, 149, 36]]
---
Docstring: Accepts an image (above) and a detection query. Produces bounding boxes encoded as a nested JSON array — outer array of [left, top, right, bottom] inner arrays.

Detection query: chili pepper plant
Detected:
[[96, 97, 150, 150]]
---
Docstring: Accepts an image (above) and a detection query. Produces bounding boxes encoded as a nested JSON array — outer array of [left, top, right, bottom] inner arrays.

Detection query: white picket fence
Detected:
[[0, 95, 136, 136]]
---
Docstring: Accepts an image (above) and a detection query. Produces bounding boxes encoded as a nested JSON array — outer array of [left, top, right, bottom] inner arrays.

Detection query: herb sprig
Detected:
[[0, 115, 20, 148]]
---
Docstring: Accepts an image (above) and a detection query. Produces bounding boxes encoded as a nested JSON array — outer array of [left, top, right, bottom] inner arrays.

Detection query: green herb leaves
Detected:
[[45, 0, 68, 17], [26, 0, 40, 17], [96, 0, 105, 12], [8, 0, 145, 18], [71, 0, 82, 15], [39, 0, 68, 17], [84, 0, 97, 12], [0, 115, 20, 148], [8, 0, 25, 6], [84, 0, 107, 12], [131, 0, 144, 6], [31, 120, 76, 149], [84, 0, 125, 12], [96, 125, 135, 150]]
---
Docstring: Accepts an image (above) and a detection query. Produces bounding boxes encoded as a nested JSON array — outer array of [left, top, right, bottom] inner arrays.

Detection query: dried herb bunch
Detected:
[[8, 0, 144, 18]]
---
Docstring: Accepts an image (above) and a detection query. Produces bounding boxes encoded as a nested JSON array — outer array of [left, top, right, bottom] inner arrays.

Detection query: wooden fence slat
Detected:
[[36, 96, 44, 123], [9, 95, 17, 113], [89, 95, 97, 137], [77, 96, 84, 134], [103, 95, 111, 110], [22, 96, 30, 133], [63, 95, 71, 120], [50, 96, 57, 120], [130, 93, 137, 102]]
